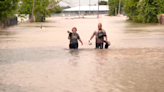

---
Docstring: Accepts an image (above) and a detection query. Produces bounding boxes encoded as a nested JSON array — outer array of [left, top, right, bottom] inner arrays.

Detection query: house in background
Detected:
[[62, 5, 109, 15]]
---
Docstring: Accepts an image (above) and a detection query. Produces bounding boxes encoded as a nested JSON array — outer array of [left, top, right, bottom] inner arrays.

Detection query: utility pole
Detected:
[[79, 0, 80, 17], [31, 0, 35, 22], [89, 0, 91, 15], [97, 0, 99, 18], [118, 0, 121, 16]]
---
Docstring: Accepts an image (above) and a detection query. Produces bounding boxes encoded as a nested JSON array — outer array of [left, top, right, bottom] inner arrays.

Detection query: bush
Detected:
[[123, 0, 164, 23]]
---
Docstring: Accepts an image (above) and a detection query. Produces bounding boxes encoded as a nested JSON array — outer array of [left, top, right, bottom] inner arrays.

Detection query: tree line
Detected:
[[0, 0, 108, 26], [108, 0, 164, 23], [0, 0, 19, 26], [18, 0, 62, 22], [1, 0, 164, 24], [0, 0, 64, 26]]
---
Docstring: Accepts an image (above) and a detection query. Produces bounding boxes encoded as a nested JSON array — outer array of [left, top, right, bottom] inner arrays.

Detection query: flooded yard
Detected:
[[0, 16, 164, 92]]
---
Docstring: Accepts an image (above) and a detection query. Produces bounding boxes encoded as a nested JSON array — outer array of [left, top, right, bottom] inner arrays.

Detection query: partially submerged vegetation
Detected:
[[0, 0, 62, 27], [108, 0, 164, 23]]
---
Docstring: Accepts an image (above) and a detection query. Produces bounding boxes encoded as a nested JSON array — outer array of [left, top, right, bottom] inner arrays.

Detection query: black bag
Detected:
[[104, 41, 109, 49], [104, 41, 110, 49], [69, 33, 72, 37], [67, 31, 72, 37]]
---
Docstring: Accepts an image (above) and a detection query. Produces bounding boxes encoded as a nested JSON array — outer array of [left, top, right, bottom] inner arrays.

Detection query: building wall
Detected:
[[62, 11, 108, 15], [50, 11, 109, 17]]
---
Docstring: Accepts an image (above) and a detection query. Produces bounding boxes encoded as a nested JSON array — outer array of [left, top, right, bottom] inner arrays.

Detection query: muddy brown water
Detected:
[[0, 16, 164, 92]]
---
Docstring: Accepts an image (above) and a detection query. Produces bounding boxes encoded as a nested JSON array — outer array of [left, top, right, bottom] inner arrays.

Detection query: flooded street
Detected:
[[0, 16, 164, 92]]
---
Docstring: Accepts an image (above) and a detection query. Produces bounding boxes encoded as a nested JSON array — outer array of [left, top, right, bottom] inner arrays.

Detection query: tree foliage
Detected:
[[19, 0, 61, 22], [108, 0, 164, 23], [18, 0, 32, 15], [122, 0, 139, 20], [0, 0, 19, 24], [50, 5, 62, 13], [123, 0, 164, 23], [99, 1, 107, 5], [108, 0, 123, 16]]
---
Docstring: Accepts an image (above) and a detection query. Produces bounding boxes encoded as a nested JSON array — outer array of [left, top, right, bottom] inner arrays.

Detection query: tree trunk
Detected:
[[31, 0, 36, 22], [118, 0, 121, 16], [29, 14, 32, 22]]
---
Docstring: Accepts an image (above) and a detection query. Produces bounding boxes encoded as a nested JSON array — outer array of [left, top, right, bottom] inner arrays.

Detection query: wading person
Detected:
[[68, 27, 83, 49], [89, 23, 108, 49]]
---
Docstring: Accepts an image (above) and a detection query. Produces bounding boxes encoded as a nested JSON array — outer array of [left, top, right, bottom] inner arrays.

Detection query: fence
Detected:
[[8, 17, 18, 26], [51, 13, 107, 18], [1, 17, 18, 28]]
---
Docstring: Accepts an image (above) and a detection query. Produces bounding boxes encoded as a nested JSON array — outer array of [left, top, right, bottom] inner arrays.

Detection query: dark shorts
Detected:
[[69, 43, 78, 49], [96, 43, 104, 49]]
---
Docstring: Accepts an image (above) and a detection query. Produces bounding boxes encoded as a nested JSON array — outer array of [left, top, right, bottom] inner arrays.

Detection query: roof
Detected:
[[63, 5, 109, 12]]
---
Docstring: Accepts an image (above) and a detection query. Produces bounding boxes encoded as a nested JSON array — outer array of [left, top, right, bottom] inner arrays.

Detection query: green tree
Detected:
[[0, 0, 19, 26], [50, 5, 62, 13], [35, 0, 51, 22], [123, 0, 139, 20], [135, 0, 164, 23], [99, 1, 107, 5], [108, 0, 123, 16], [123, 0, 164, 23], [19, 0, 60, 22], [18, 0, 33, 19]]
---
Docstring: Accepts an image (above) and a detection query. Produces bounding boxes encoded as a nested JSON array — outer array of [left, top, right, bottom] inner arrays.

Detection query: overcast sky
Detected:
[[59, 0, 108, 7]]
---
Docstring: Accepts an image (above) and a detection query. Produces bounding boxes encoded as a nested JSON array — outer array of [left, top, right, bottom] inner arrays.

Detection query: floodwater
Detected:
[[0, 15, 164, 92]]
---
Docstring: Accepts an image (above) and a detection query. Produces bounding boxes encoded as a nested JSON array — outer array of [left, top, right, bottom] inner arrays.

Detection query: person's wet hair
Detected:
[[72, 27, 77, 31]]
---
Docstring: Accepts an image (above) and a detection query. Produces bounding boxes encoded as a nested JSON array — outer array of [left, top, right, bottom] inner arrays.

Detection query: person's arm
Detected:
[[78, 39, 83, 45], [68, 36, 70, 39], [105, 35, 108, 41], [89, 31, 96, 41], [77, 34, 83, 45], [104, 31, 108, 41], [89, 35, 94, 41]]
